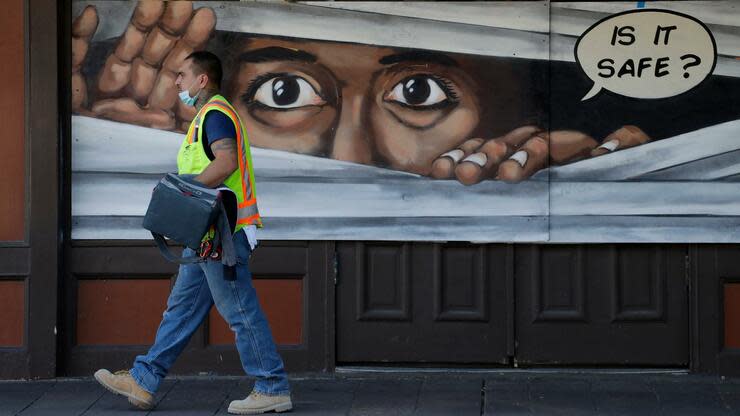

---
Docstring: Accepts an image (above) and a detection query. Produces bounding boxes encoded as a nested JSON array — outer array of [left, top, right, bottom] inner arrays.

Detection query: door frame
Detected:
[[0, 0, 60, 379]]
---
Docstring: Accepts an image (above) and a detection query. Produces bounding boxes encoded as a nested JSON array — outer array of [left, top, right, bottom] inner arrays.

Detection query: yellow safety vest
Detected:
[[176, 94, 262, 230]]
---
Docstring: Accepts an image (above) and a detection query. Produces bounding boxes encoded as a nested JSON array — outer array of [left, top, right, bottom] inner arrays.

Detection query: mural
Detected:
[[71, 1, 740, 242]]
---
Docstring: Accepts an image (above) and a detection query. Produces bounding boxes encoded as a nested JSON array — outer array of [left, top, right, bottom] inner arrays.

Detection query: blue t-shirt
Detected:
[[202, 110, 237, 160]]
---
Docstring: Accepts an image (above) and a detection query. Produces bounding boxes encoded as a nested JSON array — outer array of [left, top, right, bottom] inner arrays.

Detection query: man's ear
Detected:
[[198, 73, 209, 89]]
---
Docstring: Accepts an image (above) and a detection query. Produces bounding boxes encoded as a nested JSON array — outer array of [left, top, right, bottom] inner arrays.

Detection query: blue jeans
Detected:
[[130, 231, 290, 395]]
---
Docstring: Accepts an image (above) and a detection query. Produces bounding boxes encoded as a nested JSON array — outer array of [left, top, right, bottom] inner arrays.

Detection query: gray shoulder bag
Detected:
[[142, 173, 238, 280]]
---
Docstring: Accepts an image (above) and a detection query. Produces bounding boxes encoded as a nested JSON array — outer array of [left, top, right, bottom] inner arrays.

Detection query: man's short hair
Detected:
[[185, 51, 223, 89]]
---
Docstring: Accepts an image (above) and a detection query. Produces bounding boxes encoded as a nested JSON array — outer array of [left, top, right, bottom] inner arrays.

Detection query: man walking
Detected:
[[93, 51, 292, 415]]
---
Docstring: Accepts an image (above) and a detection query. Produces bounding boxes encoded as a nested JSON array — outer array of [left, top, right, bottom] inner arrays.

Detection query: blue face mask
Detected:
[[178, 80, 200, 106]]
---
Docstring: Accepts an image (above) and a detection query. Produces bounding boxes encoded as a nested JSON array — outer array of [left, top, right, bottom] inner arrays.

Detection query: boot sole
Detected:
[[228, 401, 293, 414], [93, 371, 154, 410]]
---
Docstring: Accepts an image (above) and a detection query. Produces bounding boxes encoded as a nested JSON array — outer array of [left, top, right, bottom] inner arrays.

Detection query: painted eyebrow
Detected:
[[379, 51, 458, 67], [237, 47, 317, 63]]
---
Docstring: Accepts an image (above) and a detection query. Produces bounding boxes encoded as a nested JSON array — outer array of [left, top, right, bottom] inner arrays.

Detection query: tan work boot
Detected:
[[94, 369, 154, 410], [228, 390, 293, 414]]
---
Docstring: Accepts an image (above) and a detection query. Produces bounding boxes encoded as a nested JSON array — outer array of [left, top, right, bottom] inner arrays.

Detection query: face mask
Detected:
[[178, 79, 201, 106]]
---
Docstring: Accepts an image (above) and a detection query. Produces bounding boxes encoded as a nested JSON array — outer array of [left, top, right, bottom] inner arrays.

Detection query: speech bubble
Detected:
[[575, 9, 716, 101]]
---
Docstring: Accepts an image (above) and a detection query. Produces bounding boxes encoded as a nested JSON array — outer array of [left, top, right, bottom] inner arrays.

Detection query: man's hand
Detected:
[[430, 125, 651, 185], [194, 139, 239, 188], [72, 1, 216, 132]]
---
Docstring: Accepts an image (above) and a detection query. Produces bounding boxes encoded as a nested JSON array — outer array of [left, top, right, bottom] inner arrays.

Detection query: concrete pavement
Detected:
[[2, 370, 740, 415]]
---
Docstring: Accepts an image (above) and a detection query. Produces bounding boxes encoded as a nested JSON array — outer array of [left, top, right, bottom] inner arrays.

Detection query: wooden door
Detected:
[[515, 245, 689, 365], [336, 242, 511, 364]]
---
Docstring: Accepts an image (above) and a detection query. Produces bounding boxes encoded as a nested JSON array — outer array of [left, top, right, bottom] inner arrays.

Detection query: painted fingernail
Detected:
[[462, 152, 488, 167], [598, 139, 619, 152], [441, 149, 465, 163], [509, 150, 528, 168]]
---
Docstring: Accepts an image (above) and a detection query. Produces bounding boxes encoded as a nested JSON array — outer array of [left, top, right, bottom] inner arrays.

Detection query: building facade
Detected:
[[1, 0, 740, 379]]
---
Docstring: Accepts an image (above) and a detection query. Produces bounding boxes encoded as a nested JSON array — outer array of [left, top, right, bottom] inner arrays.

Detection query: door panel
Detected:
[[62, 241, 334, 375], [337, 242, 510, 364], [516, 245, 688, 365], [356, 243, 411, 321]]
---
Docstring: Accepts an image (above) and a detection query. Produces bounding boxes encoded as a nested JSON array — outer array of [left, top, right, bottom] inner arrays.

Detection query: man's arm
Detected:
[[194, 138, 239, 187]]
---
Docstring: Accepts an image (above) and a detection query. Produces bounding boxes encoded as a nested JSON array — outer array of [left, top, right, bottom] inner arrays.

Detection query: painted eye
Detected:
[[253, 76, 325, 108], [386, 76, 455, 108]]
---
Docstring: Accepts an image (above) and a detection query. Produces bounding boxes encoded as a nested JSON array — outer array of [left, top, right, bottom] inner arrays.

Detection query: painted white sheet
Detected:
[[71, 116, 740, 242], [546, 119, 740, 181]]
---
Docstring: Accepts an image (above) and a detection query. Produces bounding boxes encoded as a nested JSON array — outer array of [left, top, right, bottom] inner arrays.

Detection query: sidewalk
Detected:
[[2, 370, 740, 415]]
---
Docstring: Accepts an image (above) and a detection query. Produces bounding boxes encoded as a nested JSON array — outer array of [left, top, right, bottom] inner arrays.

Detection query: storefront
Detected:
[[1, 0, 740, 379]]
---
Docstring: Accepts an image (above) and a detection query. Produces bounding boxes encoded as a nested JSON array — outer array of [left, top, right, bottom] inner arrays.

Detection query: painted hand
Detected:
[[429, 125, 651, 185], [71, 1, 216, 131]]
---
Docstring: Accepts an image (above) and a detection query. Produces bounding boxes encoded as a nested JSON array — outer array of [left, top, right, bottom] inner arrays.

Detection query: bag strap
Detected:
[[216, 200, 238, 281], [151, 232, 203, 264], [217, 200, 237, 267]]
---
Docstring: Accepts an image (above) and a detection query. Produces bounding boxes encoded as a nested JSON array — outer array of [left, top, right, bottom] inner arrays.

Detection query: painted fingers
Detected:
[[432, 124, 650, 185], [71, 5, 98, 112], [591, 125, 651, 157], [97, 1, 164, 98], [74, 1, 216, 131], [431, 125, 546, 185]]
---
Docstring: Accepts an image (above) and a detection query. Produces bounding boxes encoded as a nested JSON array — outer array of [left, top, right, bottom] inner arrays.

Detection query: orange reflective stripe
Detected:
[[205, 101, 238, 120], [208, 99, 232, 109], [237, 213, 261, 225], [205, 102, 241, 127], [186, 119, 197, 144], [182, 97, 262, 229], [186, 99, 237, 144], [186, 106, 209, 144], [203, 102, 251, 201], [238, 198, 257, 208], [203, 97, 261, 227]]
